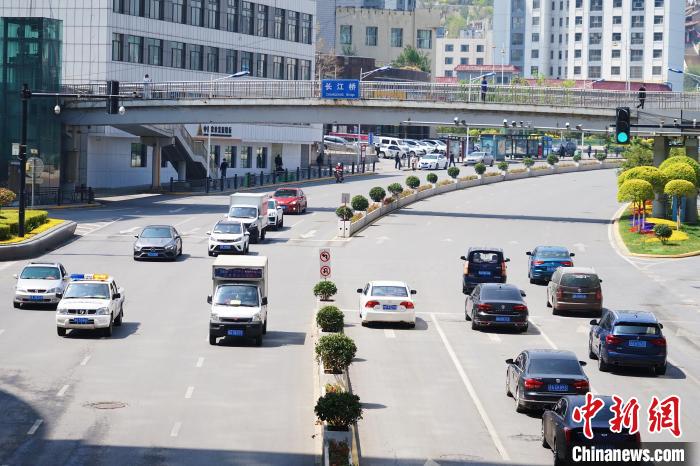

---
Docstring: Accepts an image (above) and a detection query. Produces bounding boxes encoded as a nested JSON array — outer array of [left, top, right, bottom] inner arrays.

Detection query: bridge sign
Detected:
[[321, 79, 360, 99]]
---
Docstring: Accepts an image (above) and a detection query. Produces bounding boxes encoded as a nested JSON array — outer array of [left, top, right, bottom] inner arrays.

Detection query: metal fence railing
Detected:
[[27, 186, 95, 206], [60, 80, 700, 110]]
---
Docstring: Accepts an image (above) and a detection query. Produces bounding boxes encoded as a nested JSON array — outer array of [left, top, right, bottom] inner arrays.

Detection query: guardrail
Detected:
[[59, 80, 700, 110]]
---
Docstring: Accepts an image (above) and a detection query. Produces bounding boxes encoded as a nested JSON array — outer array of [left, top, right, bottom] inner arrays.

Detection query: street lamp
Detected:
[[669, 67, 700, 91], [500, 46, 505, 85], [468, 72, 495, 101], [360, 65, 392, 81]]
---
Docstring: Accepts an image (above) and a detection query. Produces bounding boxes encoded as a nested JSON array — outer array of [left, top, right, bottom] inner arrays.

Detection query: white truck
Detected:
[[228, 193, 270, 243], [208, 256, 268, 346]]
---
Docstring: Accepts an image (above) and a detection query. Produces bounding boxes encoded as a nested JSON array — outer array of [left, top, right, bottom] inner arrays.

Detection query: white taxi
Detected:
[[356, 280, 417, 328], [56, 274, 125, 337]]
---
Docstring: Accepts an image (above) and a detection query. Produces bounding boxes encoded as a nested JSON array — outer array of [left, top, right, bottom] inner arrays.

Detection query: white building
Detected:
[[493, 0, 685, 90], [435, 23, 495, 80], [0, 0, 319, 190]]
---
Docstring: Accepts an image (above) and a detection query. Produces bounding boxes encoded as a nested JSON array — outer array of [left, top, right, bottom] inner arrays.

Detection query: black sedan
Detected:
[[133, 225, 182, 260], [542, 395, 641, 466], [506, 349, 589, 413], [465, 283, 528, 332]]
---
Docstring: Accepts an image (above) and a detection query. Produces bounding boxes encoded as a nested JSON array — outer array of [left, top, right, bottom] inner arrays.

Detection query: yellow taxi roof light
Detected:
[[92, 274, 109, 280]]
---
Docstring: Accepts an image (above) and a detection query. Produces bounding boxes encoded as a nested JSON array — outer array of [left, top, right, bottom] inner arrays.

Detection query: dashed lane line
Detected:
[[27, 419, 43, 435], [0, 329, 4, 337], [170, 422, 182, 437], [0, 261, 17, 271], [184, 386, 195, 399], [79, 355, 91, 366], [487, 333, 501, 343], [195, 357, 204, 368], [56, 385, 69, 397]]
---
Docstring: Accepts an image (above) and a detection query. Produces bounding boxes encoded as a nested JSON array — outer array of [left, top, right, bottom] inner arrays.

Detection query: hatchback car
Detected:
[[542, 395, 641, 466], [546, 267, 602, 315], [466, 283, 528, 331], [13, 262, 69, 308], [461, 247, 510, 294], [272, 188, 307, 214], [464, 151, 494, 166], [527, 246, 575, 283], [419, 153, 448, 170], [506, 350, 589, 413], [133, 225, 182, 260], [588, 310, 667, 375], [357, 281, 417, 327]]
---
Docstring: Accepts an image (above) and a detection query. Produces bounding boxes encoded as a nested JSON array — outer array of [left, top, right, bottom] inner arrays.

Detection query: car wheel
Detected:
[[530, 278, 537, 284], [361, 321, 368, 327], [598, 352, 609, 372], [655, 363, 667, 376], [546, 292, 552, 308], [541, 422, 549, 448], [260, 229, 266, 240], [262, 318, 268, 335], [208, 251, 214, 257], [505, 376, 512, 397], [13, 302, 20, 309], [279, 218, 284, 229], [471, 316, 478, 330], [552, 305, 559, 316], [57, 327, 66, 337], [521, 324, 529, 333], [588, 340, 598, 359], [114, 306, 123, 326], [209, 334, 217, 345], [103, 317, 113, 337], [408, 322, 416, 329], [515, 388, 526, 413], [490, 160, 494, 167], [254, 335, 263, 347]]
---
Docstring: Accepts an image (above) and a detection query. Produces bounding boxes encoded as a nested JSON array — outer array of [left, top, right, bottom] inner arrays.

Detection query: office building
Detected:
[[436, 21, 496, 80]]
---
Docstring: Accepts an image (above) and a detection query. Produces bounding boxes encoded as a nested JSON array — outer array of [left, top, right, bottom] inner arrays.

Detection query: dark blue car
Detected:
[[526, 246, 574, 283], [589, 310, 667, 375]]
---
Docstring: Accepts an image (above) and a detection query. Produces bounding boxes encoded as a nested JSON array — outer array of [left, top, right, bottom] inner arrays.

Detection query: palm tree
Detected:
[[392, 46, 431, 73]]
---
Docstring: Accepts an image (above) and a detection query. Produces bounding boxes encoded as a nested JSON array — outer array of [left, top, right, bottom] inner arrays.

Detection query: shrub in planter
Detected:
[[350, 195, 369, 212], [328, 440, 351, 466], [368, 186, 386, 203], [654, 224, 672, 244], [546, 154, 559, 166], [315, 333, 357, 373], [436, 179, 454, 186], [366, 203, 379, 214], [335, 206, 354, 221], [350, 213, 363, 223], [0, 224, 10, 241], [458, 175, 479, 181], [474, 162, 487, 175], [497, 161, 509, 172], [426, 172, 438, 184], [316, 305, 344, 332], [405, 175, 420, 189], [314, 280, 338, 301], [387, 182, 404, 197], [447, 166, 460, 179], [314, 391, 363, 431], [573, 153, 582, 163], [522, 157, 535, 168], [325, 383, 345, 394], [595, 151, 608, 162], [0, 188, 16, 212]]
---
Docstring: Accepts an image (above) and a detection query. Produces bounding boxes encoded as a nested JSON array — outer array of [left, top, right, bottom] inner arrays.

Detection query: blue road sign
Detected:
[[368, 132, 374, 145], [321, 79, 360, 99]]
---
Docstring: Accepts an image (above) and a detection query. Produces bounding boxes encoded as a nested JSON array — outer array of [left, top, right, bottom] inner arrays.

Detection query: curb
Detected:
[[0, 220, 77, 261], [43, 202, 103, 210], [611, 204, 700, 259]]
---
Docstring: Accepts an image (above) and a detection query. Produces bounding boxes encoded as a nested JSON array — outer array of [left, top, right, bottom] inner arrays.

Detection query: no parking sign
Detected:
[[319, 248, 331, 279]]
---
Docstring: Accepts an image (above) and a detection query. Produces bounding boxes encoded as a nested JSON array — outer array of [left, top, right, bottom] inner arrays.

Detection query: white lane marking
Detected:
[[195, 357, 204, 368], [683, 299, 696, 304], [384, 329, 396, 339], [184, 386, 195, 399], [299, 230, 318, 239], [576, 325, 589, 334], [27, 419, 43, 435], [76, 219, 119, 237], [289, 220, 305, 228], [487, 333, 501, 343], [608, 205, 644, 271], [0, 329, 4, 337], [430, 313, 510, 461], [118, 226, 140, 234], [169, 207, 185, 213], [0, 261, 17, 271], [288, 238, 351, 243], [508, 240, 519, 245], [174, 217, 196, 227], [79, 355, 91, 366], [443, 238, 453, 242], [56, 385, 69, 397], [170, 421, 182, 437]]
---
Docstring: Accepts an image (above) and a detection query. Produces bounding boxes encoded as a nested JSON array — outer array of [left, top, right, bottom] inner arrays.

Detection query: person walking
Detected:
[[220, 159, 229, 179], [316, 150, 324, 172], [637, 85, 647, 109], [143, 74, 152, 99], [274, 153, 283, 170], [394, 151, 401, 170], [374, 143, 381, 159], [587, 144, 592, 158], [481, 77, 488, 102], [448, 151, 456, 167]]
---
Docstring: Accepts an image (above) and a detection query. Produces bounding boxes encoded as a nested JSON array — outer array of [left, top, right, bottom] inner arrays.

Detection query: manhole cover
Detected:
[[85, 401, 127, 410]]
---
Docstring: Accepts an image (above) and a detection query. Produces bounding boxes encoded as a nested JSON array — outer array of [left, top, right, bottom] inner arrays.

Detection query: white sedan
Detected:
[[419, 154, 448, 170], [357, 281, 417, 327]]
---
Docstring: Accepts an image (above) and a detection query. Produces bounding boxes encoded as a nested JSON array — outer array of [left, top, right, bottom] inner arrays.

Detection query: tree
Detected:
[[661, 163, 697, 187], [659, 156, 700, 185], [617, 166, 666, 193], [664, 180, 697, 230], [392, 45, 430, 73], [620, 139, 653, 171], [618, 179, 654, 233], [369, 187, 386, 203], [0, 188, 16, 213]]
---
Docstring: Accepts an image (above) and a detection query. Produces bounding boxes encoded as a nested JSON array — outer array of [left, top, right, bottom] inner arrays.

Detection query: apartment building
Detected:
[[436, 22, 496, 80]]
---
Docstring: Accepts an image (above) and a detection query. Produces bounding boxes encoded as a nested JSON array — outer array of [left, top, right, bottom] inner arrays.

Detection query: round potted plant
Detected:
[[314, 280, 338, 301], [315, 333, 357, 373]]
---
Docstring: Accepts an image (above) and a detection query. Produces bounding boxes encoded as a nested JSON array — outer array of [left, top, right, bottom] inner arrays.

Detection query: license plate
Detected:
[[495, 316, 511, 322], [572, 293, 586, 299], [383, 305, 397, 310], [147, 252, 159, 257], [628, 340, 647, 348], [227, 329, 244, 336], [548, 384, 569, 392], [29, 295, 44, 301], [478, 271, 491, 276], [73, 318, 89, 324], [220, 245, 231, 250]]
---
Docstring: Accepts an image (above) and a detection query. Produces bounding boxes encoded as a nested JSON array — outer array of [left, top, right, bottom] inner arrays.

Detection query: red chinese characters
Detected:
[[572, 393, 605, 439], [609, 395, 640, 435], [648, 395, 682, 438]]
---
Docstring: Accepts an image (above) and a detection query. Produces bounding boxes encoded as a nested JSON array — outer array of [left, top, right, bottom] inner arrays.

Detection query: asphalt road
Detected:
[[2, 163, 696, 465]]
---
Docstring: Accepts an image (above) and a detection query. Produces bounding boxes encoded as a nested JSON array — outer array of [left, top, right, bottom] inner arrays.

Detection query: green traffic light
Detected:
[[617, 133, 629, 143]]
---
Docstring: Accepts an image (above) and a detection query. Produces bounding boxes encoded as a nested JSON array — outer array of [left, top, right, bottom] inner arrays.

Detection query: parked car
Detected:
[[267, 199, 284, 229], [403, 139, 427, 157], [13, 262, 69, 308], [461, 247, 510, 294], [323, 135, 353, 151], [419, 153, 448, 170], [546, 267, 602, 315], [588, 310, 667, 375], [466, 283, 528, 332], [464, 151, 494, 166], [272, 188, 307, 214], [379, 144, 403, 159], [542, 395, 641, 466], [506, 350, 589, 413], [378, 137, 410, 157], [427, 140, 447, 153], [133, 225, 183, 260], [526, 246, 575, 283], [357, 280, 417, 328]]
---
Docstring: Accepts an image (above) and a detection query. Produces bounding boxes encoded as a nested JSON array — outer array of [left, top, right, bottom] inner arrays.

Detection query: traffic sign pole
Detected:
[[319, 248, 332, 279]]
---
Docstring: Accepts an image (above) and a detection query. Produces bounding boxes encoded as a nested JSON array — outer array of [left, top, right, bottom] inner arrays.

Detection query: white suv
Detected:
[[207, 219, 250, 256], [13, 262, 69, 308], [56, 274, 125, 337], [377, 137, 409, 158], [267, 199, 284, 230]]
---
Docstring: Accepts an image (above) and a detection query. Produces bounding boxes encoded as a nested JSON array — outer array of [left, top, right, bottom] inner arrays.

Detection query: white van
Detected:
[[377, 137, 409, 158]]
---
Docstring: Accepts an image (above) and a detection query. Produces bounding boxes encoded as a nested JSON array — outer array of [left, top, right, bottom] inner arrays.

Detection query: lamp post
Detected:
[[360, 65, 392, 81], [669, 67, 700, 91], [500, 46, 505, 85], [467, 72, 495, 102]]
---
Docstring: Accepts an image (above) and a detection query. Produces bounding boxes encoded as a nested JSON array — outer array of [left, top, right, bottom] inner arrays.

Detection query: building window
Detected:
[[631, 32, 644, 45], [612, 16, 621, 24], [611, 49, 621, 58], [272, 8, 284, 39], [611, 66, 620, 75], [340, 25, 352, 45], [589, 33, 601, 45], [574, 49, 581, 58], [654, 0, 663, 6], [652, 66, 662, 75], [206, 0, 219, 29], [240, 51, 252, 72], [612, 32, 621, 42], [255, 53, 267, 77], [531, 49, 539, 58], [575, 0, 582, 7], [287, 10, 298, 42], [387, 28, 401, 48], [169, 0, 185, 23], [187, 44, 203, 70], [588, 65, 601, 78], [225, 49, 237, 73], [127, 35, 143, 63], [532, 16, 540, 26], [590, 0, 602, 10], [256, 4, 268, 37], [240, 146, 252, 168], [146, 0, 162, 19], [366, 26, 378, 46], [146, 38, 163, 66], [476, 57, 483, 65], [224, 146, 237, 167], [417, 29, 432, 49], [534, 0, 540, 8], [613, 0, 622, 6], [188, 0, 202, 26], [653, 32, 663, 42], [168, 41, 185, 68], [531, 66, 539, 75], [256, 147, 268, 169], [225, 0, 238, 32], [589, 16, 602, 28], [131, 143, 147, 168], [631, 16, 644, 28], [286, 57, 297, 80], [476, 44, 484, 53], [126, 0, 142, 16], [240, 2, 253, 35], [444, 57, 453, 65], [272, 55, 283, 79], [630, 49, 643, 62], [573, 66, 581, 75], [575, 33, 582, 42], [532, 33, 539, 42], [205, 46, 219, 72], [632, 0, 644, 10], [460, 57, 468, 65], [588, 49, 601, 61], [445, 44, 453, 52], [575, 16, 582, 25], [653, 15, 663, 25], [445, 70, 453, 77], [460, 44, 468, 52], [301, 13, 312, 44], [630, 66, 643, 79], [112, 33, 123, 61], [653, 49, 662, 59], [114, 0, 122, 13], [513, 33, 524, 45], [299, 59, 311, 80]]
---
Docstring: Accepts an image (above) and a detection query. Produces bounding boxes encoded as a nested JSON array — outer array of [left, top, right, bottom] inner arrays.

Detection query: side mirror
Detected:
[[134, 235, 139, 238], [12, 274, 18, 279], [244, 232, 250, 236], [520, 290, 526, 297], [598, 278, 603, 283], [525, 251, 532, 256], [112, 293, 121, 299], [579, 361, 587, 366], [570, 252, 575, 257], [356, 288, 363, 293], [505, 258, 511, 262], [55, 293, 63, 299], [589, 319, 599, 326], [206, 231, 211, 235], [460, 255, 467, 261], [261, 297, 268, 305], [505, 358, 514, 365], [659, 323, 664, 329], [207, 295, 212, 304], [411, 290, 417, 295]]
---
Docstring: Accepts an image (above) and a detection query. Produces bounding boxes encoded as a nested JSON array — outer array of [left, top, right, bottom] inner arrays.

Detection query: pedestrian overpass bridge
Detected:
[[59, 80, 700, 130]]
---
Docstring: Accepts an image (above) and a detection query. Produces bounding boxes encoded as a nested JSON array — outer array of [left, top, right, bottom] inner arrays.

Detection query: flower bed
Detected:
[[483, 171, 502, 177], [458, 175, 479, 181], [618, 208, 700, 255], [366, 203, 380, 214], [436, 179, 454, 187], [416, 184, 433, 192], [507, 168, 528, 174]]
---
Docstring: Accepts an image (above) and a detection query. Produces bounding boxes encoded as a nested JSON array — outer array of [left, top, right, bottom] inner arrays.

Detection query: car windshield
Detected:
[[613, 323, 661, 336], [274, 189, 297, 197], [537, 249, 570, 259], [423, 155, 437, 159], [229, 207, 258, 218], [214, 284, 259, 307], [63, 283, 110, 299], [20, 266, 60, 279], [267, 200, 276, 209], [371, 286, 408, 297], [469, 251, 502, 263], [560, 274, 599, 287], [528, 357, 583, 375], [480, 287, 522, 301], [213, 223, 242, 234], [423, 141, 436, 146], [141, 227, 172, 238]]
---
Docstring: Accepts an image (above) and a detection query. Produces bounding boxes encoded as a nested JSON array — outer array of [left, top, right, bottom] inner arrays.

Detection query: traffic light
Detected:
[[106, 80, 120, 114], [615, 107, 631, 144]]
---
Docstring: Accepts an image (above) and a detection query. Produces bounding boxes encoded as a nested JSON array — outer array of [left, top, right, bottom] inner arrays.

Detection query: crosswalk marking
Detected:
[[75, 219, 119, 237]]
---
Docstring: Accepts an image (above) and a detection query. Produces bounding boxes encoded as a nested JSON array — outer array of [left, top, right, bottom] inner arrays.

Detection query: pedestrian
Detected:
[[220, 159, 228, 179], [481, 77, 488, 102], [143, 73, 152, 99], [637, 84, 646, 109], [587, 144, 592, 158], [410, 153, 418, 170], [449, 151, 456, 167], [274, 153, 283, 170], [316, 150, 324, 171], [394, 151, 401, 169]]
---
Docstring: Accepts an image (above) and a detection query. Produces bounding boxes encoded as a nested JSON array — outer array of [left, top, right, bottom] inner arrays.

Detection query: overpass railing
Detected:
[[60, 80, 700, 110]]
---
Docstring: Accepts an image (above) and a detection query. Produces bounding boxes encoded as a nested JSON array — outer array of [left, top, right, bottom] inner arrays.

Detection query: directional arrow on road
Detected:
[[300, 230, 317, 239]]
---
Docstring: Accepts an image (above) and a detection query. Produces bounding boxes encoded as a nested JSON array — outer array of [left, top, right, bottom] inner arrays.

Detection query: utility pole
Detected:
[[18, 83, 30, 237]]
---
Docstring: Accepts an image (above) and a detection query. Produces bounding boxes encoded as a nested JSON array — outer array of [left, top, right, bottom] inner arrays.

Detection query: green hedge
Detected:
[[0, 210, 48, 236], [0, 224, 10, 241]]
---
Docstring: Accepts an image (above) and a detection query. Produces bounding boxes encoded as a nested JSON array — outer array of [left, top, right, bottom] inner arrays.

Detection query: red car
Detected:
[[272, 188, 307, 214]]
